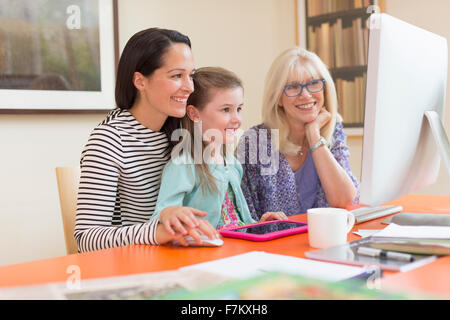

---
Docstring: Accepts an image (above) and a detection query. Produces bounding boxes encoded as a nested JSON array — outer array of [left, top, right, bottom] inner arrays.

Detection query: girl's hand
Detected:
[[184, 218, 219, 245], [260, 211, 288, 222], [155, 218, 219, 246], [159, 206, 207, 236]]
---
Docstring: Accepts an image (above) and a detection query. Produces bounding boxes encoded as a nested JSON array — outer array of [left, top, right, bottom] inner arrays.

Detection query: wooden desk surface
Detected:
[[0, 194, 449, 298]]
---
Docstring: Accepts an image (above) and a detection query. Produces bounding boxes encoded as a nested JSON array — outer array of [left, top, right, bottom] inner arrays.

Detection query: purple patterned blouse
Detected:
[[238, 122, 360, 221]]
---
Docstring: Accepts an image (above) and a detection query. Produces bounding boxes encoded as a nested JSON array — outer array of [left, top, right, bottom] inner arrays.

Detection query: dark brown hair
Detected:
[[115, 27, 191, 144]]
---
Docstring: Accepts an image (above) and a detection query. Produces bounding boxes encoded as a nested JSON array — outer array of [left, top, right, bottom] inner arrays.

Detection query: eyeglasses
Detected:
[[283, 78, 325, 97]]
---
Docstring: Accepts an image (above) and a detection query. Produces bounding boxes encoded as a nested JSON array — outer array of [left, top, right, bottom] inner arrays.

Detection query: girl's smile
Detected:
[[192, 87, 244, 145]]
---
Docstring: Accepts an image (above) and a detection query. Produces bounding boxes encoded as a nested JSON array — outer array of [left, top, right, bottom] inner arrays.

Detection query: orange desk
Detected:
[[0, 194, 449, 298]]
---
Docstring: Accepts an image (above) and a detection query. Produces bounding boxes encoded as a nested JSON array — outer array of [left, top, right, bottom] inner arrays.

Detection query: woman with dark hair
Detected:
[[75, 28, 218, 253]]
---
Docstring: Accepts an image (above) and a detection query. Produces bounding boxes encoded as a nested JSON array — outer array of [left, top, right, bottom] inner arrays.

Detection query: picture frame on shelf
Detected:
[[0, 0, 118, 113]]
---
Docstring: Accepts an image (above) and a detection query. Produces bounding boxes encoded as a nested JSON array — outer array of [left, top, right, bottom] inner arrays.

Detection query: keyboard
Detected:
[[350, 205, 403, 224]]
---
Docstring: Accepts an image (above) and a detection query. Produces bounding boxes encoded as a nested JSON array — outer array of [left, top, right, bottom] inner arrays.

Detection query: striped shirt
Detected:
[[75, 108, 171, 252]]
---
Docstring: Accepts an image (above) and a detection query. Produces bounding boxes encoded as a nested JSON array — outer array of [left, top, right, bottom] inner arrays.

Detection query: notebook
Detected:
[[381, 213, 450, 226], [370, 223, 450, 255]]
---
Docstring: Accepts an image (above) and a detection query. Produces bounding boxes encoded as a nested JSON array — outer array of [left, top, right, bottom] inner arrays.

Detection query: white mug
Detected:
[[307, 208, 355, 249]]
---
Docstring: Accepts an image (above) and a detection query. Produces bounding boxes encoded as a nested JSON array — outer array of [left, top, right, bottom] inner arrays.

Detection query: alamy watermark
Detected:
[[66, 5, 81, 30], [366, 5, 381, 30], [170, 123, 280, 176], [66, 264, 81, 290], [364, 264, 382, 290]]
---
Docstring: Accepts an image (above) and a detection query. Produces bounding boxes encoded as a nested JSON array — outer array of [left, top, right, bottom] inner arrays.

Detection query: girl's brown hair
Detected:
[[182, 67, 243, 194]]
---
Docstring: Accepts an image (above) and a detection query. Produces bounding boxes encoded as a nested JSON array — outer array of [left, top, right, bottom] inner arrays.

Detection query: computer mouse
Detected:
[[172, 235, 224, 247]]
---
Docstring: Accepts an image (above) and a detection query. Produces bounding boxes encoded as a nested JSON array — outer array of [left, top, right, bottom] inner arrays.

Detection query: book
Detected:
[[352, 18, 360, 65], [307, 18, 367, 70], [369, 223, 450, 255], [321, 22, 331, 67], [329, 22, 335, 67], [383, 212, 450, 226], [363, 26, 369, 64], [356, 18, 365, 65], [351, 205, 403, 224], [370, 238, 450, 256], [334, 18, 343, 68], [342, 24, 353, 66], [337, 76, 366, 124], [308, 25, 316, 54]]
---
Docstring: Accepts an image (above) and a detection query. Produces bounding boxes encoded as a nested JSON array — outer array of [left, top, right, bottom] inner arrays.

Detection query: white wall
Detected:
[[0, 113, 106, 266], [0, 0, 296, 266]]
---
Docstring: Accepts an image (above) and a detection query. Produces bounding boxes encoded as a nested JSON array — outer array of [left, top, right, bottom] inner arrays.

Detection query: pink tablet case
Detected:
[[219, 220, 308, 241]]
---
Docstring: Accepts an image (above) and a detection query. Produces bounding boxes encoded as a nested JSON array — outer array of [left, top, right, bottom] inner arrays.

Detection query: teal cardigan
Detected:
[[151, 153, 256, 228]]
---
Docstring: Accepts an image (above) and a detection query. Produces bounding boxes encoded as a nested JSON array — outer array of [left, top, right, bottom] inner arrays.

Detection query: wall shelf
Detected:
[[307, 8, 370, 24], [304, 0, 385, 128]]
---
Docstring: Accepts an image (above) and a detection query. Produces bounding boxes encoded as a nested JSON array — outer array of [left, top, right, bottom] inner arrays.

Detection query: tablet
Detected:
[[219, 220, 308, 241]]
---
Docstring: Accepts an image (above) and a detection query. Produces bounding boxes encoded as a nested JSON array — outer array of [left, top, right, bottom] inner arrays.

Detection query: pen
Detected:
[[357, 247, 415, 262]]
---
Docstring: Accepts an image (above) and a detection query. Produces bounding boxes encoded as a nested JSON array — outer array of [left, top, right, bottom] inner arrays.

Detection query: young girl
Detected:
[[151, 67, 286, 234]]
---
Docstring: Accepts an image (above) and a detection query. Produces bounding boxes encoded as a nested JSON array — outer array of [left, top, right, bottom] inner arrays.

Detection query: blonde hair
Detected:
[[262, 47, 341, 156], [182, 67, 243, 194]]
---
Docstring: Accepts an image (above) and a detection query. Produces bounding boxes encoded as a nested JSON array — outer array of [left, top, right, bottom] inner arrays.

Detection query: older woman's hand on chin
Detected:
[[305, 108, 357, 208], [305, 108, 331, 145]]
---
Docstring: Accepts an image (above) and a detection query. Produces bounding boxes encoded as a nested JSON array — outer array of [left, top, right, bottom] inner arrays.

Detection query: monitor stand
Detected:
[[424, 111, 450, 182]]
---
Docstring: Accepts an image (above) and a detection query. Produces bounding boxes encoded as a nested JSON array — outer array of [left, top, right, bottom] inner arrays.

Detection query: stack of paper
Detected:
[[371, 223, 450, 255]]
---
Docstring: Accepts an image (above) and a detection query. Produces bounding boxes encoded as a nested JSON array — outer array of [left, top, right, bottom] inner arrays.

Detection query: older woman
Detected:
[[239, 47, 359, 220]]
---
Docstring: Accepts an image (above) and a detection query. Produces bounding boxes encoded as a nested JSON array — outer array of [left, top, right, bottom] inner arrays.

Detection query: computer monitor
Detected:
[[360, 13, 450, 207]]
